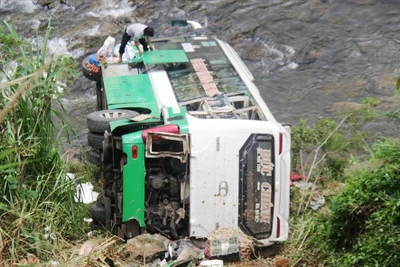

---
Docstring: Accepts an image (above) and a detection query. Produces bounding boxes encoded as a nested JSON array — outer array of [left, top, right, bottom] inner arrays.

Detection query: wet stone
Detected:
[[332, 102, 365, 113], [35, 0, 66, 9]]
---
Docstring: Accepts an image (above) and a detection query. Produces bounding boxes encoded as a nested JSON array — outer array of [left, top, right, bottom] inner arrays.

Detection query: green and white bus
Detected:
[[83, 23, 291, 247]]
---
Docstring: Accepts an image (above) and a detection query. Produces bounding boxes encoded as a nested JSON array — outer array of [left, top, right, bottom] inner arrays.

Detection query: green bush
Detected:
[[324, 139, 400, 266]]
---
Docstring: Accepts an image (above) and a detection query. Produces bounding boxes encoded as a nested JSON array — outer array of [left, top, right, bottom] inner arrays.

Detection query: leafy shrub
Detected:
[[324, 139, 400, 266]]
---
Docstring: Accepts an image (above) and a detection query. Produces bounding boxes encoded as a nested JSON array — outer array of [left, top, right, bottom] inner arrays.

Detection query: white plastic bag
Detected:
[[113, 44, 120, 57], [97, 36, 115, 58], [123, 45, 136, 61], [113, 43, 136, 61]]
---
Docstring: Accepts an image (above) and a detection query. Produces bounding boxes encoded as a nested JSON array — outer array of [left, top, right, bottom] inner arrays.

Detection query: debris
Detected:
[[66, 172, 75, 180], [66, 173, 99, 204], [97, 36, 115, 58], [208, 229, 253, 249], [174, 239, 203, 264], [199, 259, 223, 267], [157, 259, 168, 267], [79, 239, 100, 256], [206, 237, 239, 257], [290, 172, 304, 183], [165, 260, 176, 267], [129, 114, 152, 122], [274, 256, 289, 267], [83, 218, 93, 223], [48, 261, 59, 266], [207, 228, 253, 259], [75, 182, 99, 204], [293, 181, 314, 190], [310, 195, 326, 210]]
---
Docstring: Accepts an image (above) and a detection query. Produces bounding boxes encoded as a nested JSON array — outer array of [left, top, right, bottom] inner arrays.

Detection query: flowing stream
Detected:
[[1, 0, 400, 137]]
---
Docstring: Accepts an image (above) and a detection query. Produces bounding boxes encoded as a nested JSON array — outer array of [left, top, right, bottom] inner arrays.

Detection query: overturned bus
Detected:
[[82, 22, 291, 248]]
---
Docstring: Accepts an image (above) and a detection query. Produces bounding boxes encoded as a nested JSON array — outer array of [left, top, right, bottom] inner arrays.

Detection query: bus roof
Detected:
[[102, 35, 276, 123]]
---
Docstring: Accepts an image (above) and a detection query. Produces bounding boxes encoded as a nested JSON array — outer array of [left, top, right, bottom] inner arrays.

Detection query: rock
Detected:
[[237, 42, 269, 61], [382, 94, 400, 108], [35, 0, 66, 9], [125, 233, 170, 262], [332, 102, 365, 113], [79, 239, 100, 256], [35, 0, 54, 5]]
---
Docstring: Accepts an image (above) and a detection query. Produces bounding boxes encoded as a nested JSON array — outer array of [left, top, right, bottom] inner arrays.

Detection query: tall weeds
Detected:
[[0, 21, 86, 263]]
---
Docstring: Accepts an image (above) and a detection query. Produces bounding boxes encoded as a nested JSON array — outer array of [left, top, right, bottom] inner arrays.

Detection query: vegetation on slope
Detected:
[[0, 21, 89, 263], [283, 96, 400, 266], [0, 21, 399, 266]]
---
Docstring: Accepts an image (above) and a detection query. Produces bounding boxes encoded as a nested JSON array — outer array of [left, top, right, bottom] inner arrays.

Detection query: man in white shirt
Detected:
[[117, 23, 154, 62]]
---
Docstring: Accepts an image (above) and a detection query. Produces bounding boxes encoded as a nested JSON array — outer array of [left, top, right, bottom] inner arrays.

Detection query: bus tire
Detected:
[[87, 131, 104, 150], [87, 149, 102, 166], [82, 54, 102, 82], [102, 143, 111, 164], [87, 109, 139, 133], [90, 221, 105, 231], [91, 201, 106, 224]]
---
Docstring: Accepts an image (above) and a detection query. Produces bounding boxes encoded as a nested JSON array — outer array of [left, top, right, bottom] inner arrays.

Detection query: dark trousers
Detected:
[[119, 30, 148, 55]]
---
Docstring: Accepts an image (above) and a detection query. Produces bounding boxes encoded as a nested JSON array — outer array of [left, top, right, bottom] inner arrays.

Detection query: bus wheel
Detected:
[[118, 219, 140, 240], [86, 149, 102, 167], [87, 109, 139, 133], [87, 131, 104, 150], [91, 200, 106, 225]]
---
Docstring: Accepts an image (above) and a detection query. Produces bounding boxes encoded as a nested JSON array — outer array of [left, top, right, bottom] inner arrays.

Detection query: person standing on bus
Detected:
[[117, 23, 154, 63]]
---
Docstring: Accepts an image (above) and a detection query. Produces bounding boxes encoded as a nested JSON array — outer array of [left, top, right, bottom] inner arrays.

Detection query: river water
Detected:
[[1, 0, 400, 136]]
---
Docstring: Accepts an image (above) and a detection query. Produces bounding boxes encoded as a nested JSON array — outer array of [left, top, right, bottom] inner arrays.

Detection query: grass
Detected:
[[0, 20, 91, 264]]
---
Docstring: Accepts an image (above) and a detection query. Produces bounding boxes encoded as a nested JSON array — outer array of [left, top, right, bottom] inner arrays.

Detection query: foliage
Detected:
[[284, 117, 355, 265], [290, 116, 368, 216], [387, 108, 400, 123], [285, 96, 400, 266], [357, 95, 382, 122], [291, 117, 361, 175], [387, 80, 400, 124], [282, 214, 329, 267], [322, 139, 400, 266], [0, 25, 22, 64], [361, 95, 381, 107], [0, 20, 88, 262], [284, 139, 400, 266]]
